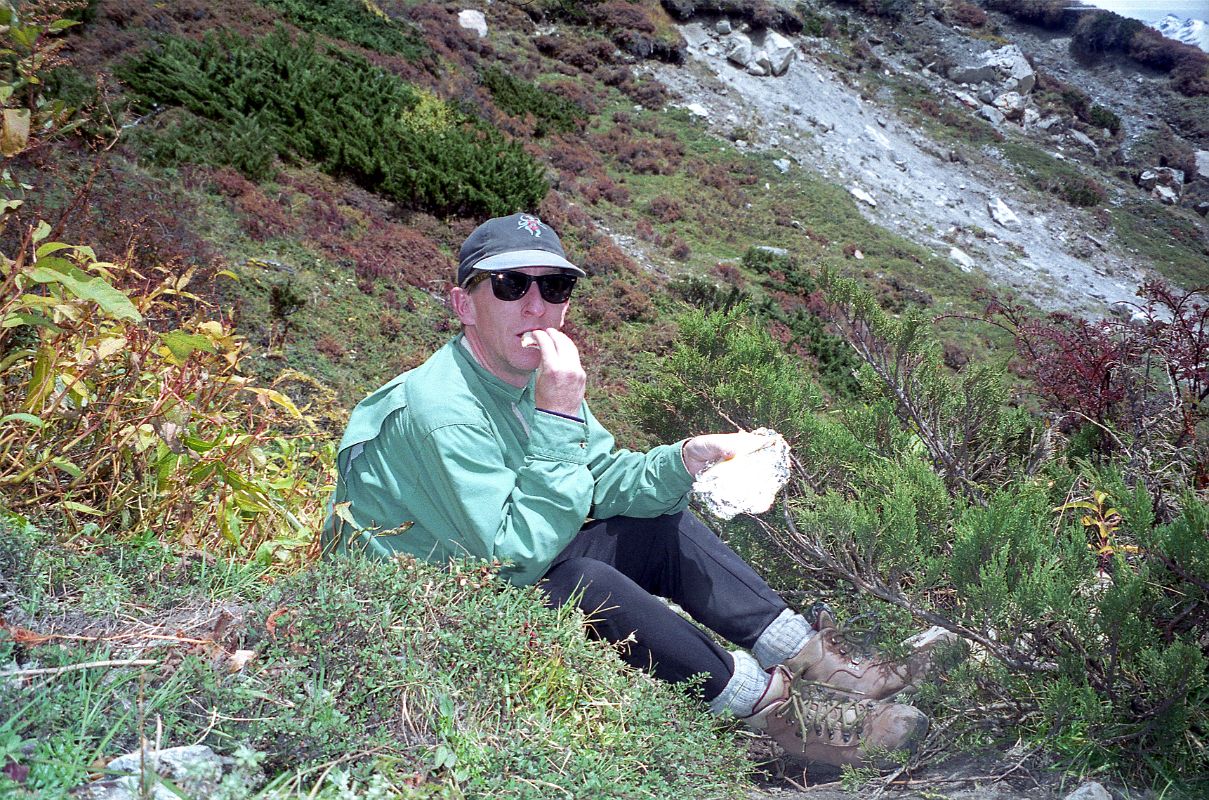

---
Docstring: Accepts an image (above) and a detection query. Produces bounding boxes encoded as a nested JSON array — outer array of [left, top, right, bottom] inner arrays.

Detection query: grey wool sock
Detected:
[[752, 608, 815, 670], [708, 650, 768, 718]]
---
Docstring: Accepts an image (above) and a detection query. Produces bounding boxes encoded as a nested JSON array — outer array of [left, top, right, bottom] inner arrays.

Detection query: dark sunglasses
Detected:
[[463, 271, 578, 304]]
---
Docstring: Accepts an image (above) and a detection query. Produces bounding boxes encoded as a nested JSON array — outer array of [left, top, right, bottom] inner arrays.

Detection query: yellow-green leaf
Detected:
[[159, 330, 217, 362], [1, 108, 30, 157], [244, 386, 302, 418], [62, 500, 104, 516], [0, 412, 43, 428], [51, 457, 82, 478], [93, 336, 127, 362], [35, 241, 75, 259], [28, 259, 141, 322], [2, 310, 61, 332]]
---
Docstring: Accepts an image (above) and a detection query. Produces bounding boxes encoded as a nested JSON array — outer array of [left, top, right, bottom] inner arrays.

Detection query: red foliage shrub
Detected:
[[548, 136, 607, 180], [594, 127, 683, 175], [538, 191, 594, 236], [647, 195, 682, 223], [712, 262, 746, 288], [348, 224, 453, 292], [582, 177, 631, 206], [9, 147, 217, 276], [535, 33, 618, 72], [635, 218, 656, 241], [578, 273, 657, 327], [946, 0, 987, 27], [986, 283, 1209, 500], [1171, 54, 1209, 97], [545, 79, 603, 115], [403, 3, 488, 71], [591, 1, 655, 33], [316, 335, 346, 359], [204, 167, 296, 242], [379, 312, 404, 338], [666, 234, 691, 261], [580, 237, 636, 276]]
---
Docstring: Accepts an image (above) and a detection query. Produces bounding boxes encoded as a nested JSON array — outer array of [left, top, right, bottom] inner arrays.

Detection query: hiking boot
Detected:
[[783, 611, 957, 700], [743, 666, 929, 768]]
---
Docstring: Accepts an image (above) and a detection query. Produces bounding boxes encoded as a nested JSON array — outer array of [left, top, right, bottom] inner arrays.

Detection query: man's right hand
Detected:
[[531, 328, 586, 416]]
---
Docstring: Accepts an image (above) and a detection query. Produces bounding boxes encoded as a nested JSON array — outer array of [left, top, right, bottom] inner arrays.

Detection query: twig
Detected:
[[6, 658, 157, 678], [895, 744, 1041, 790], [868, 763, 909, 799]]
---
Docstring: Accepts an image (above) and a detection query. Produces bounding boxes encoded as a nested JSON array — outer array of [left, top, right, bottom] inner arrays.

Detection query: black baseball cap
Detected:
[[456, 213, 585, 286]]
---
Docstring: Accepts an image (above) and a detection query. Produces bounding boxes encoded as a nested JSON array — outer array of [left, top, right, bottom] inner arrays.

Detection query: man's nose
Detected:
[[521, 283, 546, 314]]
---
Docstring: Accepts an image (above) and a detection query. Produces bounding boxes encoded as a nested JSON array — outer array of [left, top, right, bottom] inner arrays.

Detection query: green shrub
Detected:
[[629, 281, 1209, 790], [479, 65, 586, 136], [998, 141, 1107, 207], [255, 0, 429, 61], [1087, 104, 1121, 134], [118, 28, 547, 217]]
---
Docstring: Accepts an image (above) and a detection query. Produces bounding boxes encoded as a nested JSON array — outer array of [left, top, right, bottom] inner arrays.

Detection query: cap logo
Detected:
[[517, 214, 546, 238]]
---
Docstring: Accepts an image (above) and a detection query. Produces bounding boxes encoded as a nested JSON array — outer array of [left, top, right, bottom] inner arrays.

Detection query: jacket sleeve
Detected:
[[413, 409, 596, 585], [584, 405, 695, 519]]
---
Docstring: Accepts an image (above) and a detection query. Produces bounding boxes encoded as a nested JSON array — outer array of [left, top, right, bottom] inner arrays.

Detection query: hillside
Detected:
[[1, 1, 1207, 799]]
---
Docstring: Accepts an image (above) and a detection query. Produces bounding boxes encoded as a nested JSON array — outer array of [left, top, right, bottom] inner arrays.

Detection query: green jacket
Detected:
[[322, 335, 693, 585]]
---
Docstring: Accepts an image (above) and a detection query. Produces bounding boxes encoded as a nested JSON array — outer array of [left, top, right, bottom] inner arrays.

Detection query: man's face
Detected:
[[452, 267, 571, 387]]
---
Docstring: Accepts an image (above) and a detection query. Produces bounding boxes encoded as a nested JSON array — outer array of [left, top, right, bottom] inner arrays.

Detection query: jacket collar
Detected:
[[453, 333, 535, 404]]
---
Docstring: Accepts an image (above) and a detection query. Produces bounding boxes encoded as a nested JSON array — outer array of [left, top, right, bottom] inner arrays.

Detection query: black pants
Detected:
[[539, 511, 787, 701]]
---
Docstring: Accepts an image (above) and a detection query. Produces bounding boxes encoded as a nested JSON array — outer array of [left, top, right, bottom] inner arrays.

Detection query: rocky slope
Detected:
[[635, 6, 1207, 317]]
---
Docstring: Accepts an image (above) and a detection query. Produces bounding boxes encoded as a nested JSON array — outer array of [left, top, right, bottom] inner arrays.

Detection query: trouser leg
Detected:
[[541, 556, 735, 698], [539, 511, 790, 700]]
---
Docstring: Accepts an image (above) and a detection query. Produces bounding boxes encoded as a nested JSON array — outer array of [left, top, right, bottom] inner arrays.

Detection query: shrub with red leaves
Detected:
[[647, 195, 682, 223], [987, 282, 1209, 510], [580, 237, 635, 276]]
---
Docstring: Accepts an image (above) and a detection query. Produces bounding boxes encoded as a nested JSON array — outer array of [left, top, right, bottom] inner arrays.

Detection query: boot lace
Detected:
[[821, 611, 884, 660], [779, 681, 876, 745]]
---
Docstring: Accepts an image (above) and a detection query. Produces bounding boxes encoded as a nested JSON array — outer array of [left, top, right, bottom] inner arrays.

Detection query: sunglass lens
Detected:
[[537, 275, 576, 303], [490, 272, 531, 301]]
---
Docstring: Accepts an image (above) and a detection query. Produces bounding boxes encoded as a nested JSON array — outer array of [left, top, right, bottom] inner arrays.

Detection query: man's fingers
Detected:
[[531, 328, 579, 364]]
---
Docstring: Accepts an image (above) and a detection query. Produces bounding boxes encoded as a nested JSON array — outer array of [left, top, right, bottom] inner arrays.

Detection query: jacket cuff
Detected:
[[661, 439, 696, 493], [528, 410, 590, 465]]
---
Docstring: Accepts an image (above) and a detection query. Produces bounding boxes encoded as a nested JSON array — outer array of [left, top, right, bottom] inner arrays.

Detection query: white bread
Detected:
[[520, 331, 539, 349]]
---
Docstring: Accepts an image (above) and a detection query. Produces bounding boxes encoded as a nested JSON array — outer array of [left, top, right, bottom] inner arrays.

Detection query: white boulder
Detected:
[[457, 9, 487, 38], [989, 198, 1022, 230]]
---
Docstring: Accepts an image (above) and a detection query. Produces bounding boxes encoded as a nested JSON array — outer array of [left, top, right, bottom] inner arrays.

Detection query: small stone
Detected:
[[1063, 781, 1111, 800], [849, 185, 877, 207]]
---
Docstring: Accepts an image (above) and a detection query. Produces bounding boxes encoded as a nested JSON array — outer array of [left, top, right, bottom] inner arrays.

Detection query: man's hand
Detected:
[[682, 431, 765, 478], [531, 328, 586, 416]]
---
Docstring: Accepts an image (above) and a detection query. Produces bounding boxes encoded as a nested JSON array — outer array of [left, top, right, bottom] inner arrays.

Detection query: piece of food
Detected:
[[691, 428, 790, 520], [521, 331, 539, 348]]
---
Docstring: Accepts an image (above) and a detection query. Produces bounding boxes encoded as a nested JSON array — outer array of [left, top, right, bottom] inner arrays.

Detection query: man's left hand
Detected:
[[682, 431, 765, 478]]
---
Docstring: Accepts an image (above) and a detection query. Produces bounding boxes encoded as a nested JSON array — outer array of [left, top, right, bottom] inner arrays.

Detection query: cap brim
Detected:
[[468, 249, 586, 277]]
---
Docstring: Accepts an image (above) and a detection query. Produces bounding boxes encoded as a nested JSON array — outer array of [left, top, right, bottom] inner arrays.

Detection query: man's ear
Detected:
[[450, 286, 477, 327]]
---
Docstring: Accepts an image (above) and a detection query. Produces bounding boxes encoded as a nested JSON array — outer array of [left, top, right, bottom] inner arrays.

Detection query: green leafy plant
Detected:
[[0, 222, 331, 564]]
